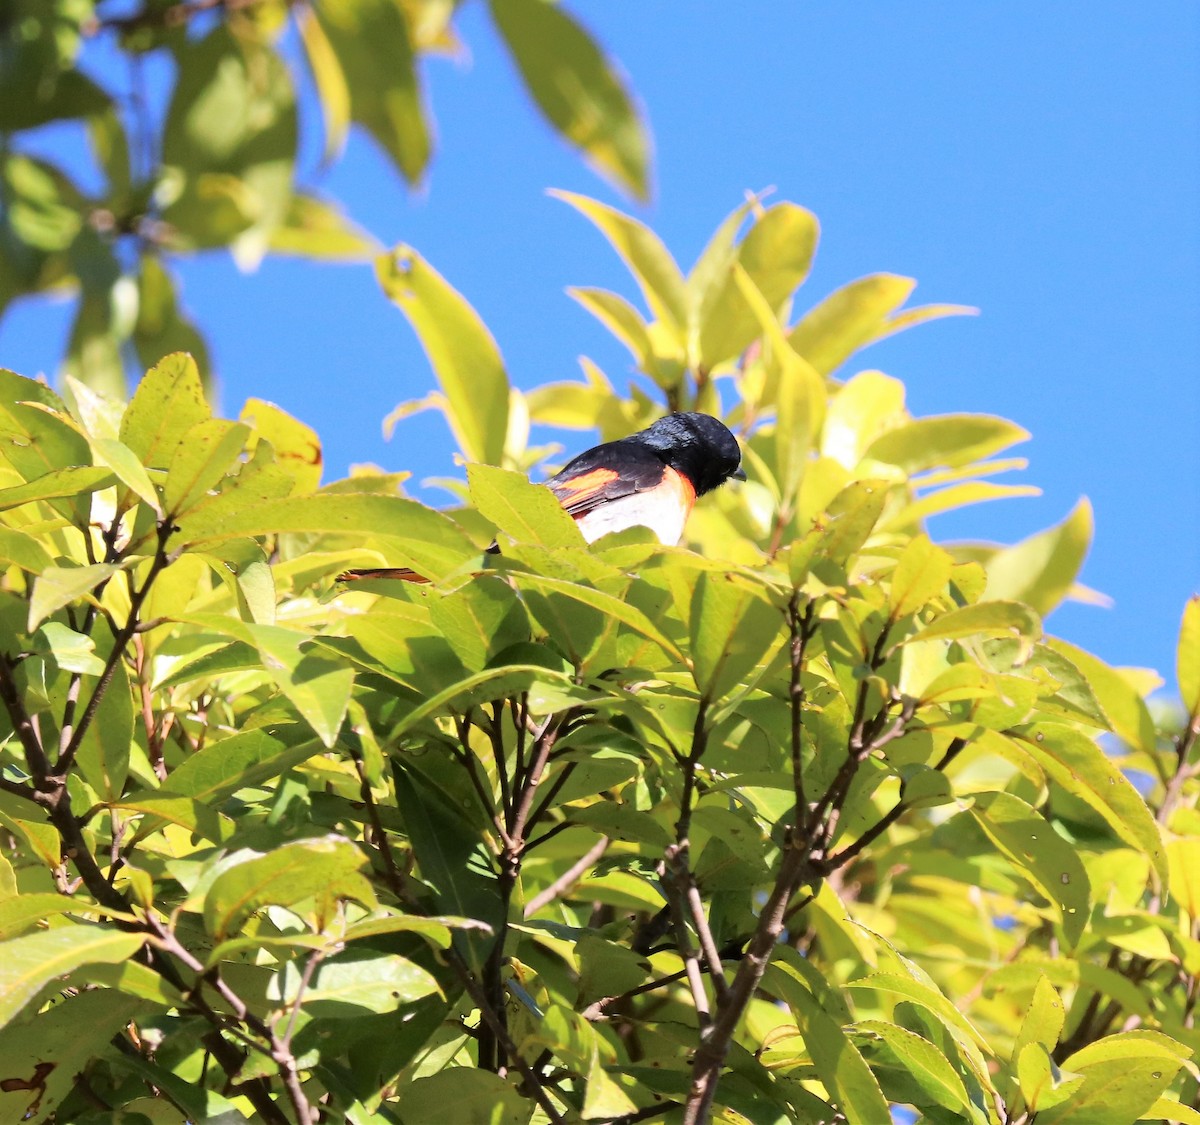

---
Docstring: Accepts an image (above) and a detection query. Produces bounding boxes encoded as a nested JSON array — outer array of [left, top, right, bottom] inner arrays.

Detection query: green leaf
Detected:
[[0, 369, 92, 522], [1038, 1031, 1188, 1125], [911, 600, 1043, 657], [490, 0, 649, 200], [119, 352, 211, 470], [698, 201, 819, 369], [1178, 595, 1200, 720], [376, 245, 510, 466], [0, 466, 115, 516], [788, 273, 915, 375], [1048, 639, 1155, 753], [983, 499, 1094, 616], [889, 534, 954, 622], [429, 576, 531, 670], [786, 986, 892, 1125], [468, 462, 585, 548], [0, 925, 145, 1031], [90, 436, 161, 513], [162, 419, 251, 517], [1017, 1043, 1084, 1113], [248, 625, 354, 747], [391, 764, 500, 973], [0, 892, 130, 940], [297, 5, 351, 164], [28, 562, 120, 630], [76, 652, 134, 798], [154, 728, 314, 803], [203, 835, 376, 938], [1142, 1099, 1200, 1125], [390, 664, 573, 741], [273, 949, 440, 1015], [847, 972, 989, 1051], [690, 571, 782, 700], [514, 572, 683, 662], [817, 478, 890, 565], [551, 189, 688, 334], [865, 414, 1029, 475], [0, 988, 144, 1124], [567, 286, 656, 373], [857, 1019, 976, 1119], [969, 791, 1090, 947], [0, 527, 52, 573], [266, 191, 377, 261], [397, 1069, 531, 1125], [1011, 975, 1066, 1060], [131, 257, 212, 386], [314, 0, 430, 184], [113, 793, 230, 845], [1011, 724, 1167, 883], [179, 493, 480, 580]]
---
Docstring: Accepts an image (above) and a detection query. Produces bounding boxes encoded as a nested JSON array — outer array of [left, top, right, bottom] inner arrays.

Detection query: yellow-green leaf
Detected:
[[1178, 595, 1200, 720], [377, 245, 509, 466], [0, 926, 146, 1031], [983, 499, 1093, 616], [551, 189, 687, 334]]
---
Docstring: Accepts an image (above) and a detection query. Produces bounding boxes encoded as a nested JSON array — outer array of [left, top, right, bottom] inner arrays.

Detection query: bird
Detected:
[[340, 411, 746, 582]]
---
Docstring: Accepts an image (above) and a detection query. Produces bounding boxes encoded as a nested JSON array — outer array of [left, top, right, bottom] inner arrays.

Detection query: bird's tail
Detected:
[[338, 567, 429, 584]]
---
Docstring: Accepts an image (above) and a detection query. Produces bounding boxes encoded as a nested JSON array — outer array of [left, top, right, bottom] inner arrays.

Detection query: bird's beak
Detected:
[[731, 466, 747, 482]]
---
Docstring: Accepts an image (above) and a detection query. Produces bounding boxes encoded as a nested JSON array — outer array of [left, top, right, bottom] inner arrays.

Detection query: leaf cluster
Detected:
[[0, 197, 1197, 1125]]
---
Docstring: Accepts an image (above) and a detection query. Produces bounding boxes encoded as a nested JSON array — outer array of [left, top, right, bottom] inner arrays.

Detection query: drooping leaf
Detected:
[[490, 0, 649, 200], [314, 0, 430, 183], [969, 791, 1090, 947], [1011, 723, 1166, 882]]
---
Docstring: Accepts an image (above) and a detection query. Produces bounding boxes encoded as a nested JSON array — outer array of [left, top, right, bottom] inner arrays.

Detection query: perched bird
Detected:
[[341, 411, 745, 581]]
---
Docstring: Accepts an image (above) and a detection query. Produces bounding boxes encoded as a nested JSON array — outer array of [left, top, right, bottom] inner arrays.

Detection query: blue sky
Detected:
[[2, 2, 1197, 686]]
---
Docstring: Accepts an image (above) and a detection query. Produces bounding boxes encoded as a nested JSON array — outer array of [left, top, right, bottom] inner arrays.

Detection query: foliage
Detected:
[[0, 0, 649, 396], [0, 193, 1198, 1125]]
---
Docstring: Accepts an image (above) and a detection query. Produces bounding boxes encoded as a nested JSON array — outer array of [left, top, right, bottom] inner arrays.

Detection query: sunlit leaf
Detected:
[[983, 499, 1094, 616], [377, 245, 510, 466], [467, 462, 584, 548], [0, 926, 145, 1031], [203, 835, 375, 938], [551, 189, 687, 334]]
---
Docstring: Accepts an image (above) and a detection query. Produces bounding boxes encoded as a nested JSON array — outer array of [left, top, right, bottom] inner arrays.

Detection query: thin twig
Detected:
[[524, 836, 609, 918]]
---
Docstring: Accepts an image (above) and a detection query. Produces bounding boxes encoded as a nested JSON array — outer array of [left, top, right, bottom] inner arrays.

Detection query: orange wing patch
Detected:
[[549, 467, 621, 516]]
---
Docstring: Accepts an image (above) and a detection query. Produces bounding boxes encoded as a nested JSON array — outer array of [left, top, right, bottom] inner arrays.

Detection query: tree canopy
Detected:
[[1, 3, 1199, 1125]]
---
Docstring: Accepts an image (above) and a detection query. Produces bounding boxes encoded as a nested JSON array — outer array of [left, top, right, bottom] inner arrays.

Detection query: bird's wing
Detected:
[[547, 440, 667, 518]]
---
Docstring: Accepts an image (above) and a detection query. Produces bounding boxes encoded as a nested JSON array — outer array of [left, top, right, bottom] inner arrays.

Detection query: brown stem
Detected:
[[59, 522, 175, 775], [524, 835, 609, 918]]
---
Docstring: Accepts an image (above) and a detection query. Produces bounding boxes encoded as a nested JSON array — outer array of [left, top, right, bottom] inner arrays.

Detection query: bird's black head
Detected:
[[636, 412, 746, 496]]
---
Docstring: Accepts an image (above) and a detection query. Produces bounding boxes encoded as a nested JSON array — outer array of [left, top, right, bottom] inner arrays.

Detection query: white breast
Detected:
[[573, 490, 688, 546]]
